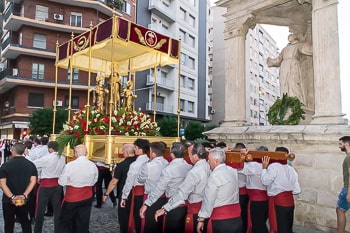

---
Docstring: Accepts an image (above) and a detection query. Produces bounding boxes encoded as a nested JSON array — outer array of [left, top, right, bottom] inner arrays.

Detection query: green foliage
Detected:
[[158, 116, 178, 137], [106, 0, 123, 9], [185, 121, 205, 141], [267, 93, 305, 125], [29, 108, 68, 136]]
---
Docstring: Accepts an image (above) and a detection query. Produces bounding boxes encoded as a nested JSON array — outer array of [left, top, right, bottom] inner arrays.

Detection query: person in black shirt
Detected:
[[103, 143, 137, 233], [0, 142, 38, 233]]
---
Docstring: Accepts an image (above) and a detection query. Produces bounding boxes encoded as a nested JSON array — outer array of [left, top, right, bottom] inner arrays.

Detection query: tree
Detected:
[[158, 116, 178, 137], [29, 108, 68, 136], [184, 121, 205, 141], [106, 0, 124, 9]]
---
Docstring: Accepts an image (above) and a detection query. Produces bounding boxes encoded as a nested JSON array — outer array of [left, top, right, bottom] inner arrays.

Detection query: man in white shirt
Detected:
[[58, 144, 98, 233], [33, 141, 65, 233]]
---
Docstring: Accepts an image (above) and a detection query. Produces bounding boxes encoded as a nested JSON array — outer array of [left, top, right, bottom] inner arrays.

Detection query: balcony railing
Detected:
[[146, 102, 173, 113], [148, 0, 175, 23], [146, 75, 174, 90]]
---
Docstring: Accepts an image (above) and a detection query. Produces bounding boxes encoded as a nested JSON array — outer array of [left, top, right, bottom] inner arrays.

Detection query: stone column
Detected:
[[221, 16, 255, 127], [311, 0, 346, 124]]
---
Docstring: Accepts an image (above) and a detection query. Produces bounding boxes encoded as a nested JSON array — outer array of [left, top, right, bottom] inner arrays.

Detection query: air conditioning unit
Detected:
[[53, 100, 63, 107], [210, 109, 216, 114], [54, 14, 64, 21], [12, 68, 18, 76]]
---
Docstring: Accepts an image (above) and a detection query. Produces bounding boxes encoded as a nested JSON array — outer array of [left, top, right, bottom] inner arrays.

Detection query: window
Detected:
[[180, 8, 186, 21], [121, 1, 131, 15], [35, 5, 48, 21], [179, 29, 186, 42], [188, 56, 195, 69], [70, 12, 82, 27], [188, 101, 194, 113], [188, 78, 194, 90], [28, 93, 44, 107], [67, 68, 79, 81], [180, 53, 186, 65], [188, 34, 195, 48], [180, 99, 185, 111], [65, 96, 79, 109], [180, 75, 185, 87], [33, 34, 46, 49], [188, 15, 195, 27], [32, 63, 45, 79]]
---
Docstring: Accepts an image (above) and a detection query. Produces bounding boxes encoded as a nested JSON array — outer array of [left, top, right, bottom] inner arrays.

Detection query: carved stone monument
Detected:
[[208, 0, 350, 231]]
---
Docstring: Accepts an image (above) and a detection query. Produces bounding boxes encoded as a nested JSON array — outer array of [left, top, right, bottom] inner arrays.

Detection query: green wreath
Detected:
[[267, 93, 305, 125]]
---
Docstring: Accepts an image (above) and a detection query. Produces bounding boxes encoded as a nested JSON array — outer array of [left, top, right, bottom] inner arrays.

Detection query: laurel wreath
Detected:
[[267, 93, 305, 125]]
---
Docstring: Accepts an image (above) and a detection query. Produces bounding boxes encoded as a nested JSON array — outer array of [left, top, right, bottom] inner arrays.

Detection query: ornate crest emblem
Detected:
[[145, 31, 157, 47]]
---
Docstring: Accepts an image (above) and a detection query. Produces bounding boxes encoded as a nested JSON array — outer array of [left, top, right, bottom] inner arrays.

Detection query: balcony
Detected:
[[148, 0, 175, 23], [3, 3, 89, 34], [146, 102, 174, 113], [1, 35, 56, 59], [146, 75, 174, 91], [147, 23, 173, 38]]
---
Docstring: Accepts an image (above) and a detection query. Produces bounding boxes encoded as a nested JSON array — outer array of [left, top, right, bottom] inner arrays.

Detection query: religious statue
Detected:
[[93, 75, 109, 114], [123, 80, 137, 112], [266, 33, 312, 106], [108, 62, 121, 112]]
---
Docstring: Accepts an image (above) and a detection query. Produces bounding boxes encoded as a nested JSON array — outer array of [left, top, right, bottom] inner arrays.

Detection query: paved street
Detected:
[[0, 196, 120, 233], [0, 192, 330, 233]]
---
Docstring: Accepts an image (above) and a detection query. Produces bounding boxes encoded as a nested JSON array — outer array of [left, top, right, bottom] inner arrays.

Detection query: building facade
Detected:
[[211, 6, 280, 126], [0, 0, 136, 139], [135, 0, 212, 128]]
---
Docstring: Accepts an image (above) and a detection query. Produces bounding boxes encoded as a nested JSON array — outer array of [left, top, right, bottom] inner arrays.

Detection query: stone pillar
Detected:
[[311, 0, 346, 124], [222, 16, 255, 127]]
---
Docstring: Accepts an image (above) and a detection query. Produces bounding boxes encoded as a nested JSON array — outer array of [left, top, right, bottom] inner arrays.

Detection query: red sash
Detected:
[[185, 201, 202, 233], [268, 191, 294, 233], [246, 189, 268, 233], [63, 186, 93, 202], [40, 178, 59, 187], [207, 203, 241, 233], [127, 185, 144, 233], [239, 187, 248, 195]]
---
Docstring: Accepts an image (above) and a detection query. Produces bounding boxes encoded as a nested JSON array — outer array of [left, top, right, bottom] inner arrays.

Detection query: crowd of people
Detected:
[[0, 136, 348, 233]]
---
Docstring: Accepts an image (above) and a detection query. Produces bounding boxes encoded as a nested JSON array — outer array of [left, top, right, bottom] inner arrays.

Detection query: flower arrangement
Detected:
[[57, 106, 160, 152]]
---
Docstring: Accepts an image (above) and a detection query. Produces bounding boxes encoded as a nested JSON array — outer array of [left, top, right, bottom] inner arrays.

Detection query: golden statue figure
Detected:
[[93, 75, 109, 114], [123, 80, 137, 112], [109, 63, 121, 112]]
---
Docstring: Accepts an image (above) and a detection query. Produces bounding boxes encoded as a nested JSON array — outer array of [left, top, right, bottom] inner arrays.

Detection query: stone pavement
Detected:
[[0, 194, 330, 233]]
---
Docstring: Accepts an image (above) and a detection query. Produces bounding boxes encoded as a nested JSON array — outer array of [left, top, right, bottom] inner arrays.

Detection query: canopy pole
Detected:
[[86, 22, 94, 133], [67, 32, 74, 123], [52, 40, 59, 135], [153, 65, 157, 122], [177, 39, 182, 139]]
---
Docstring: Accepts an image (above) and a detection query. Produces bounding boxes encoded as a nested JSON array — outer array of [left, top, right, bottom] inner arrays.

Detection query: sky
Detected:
[[211, 0, 350, 123]]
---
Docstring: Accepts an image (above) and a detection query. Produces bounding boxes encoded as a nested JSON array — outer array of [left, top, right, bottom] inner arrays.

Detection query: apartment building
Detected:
[[135, 0, 212, 127], [0, 0, 135, 139], [211, 6, 280, 126]]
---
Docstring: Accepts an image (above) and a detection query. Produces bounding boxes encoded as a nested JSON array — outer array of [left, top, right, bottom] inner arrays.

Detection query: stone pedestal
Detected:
[[205, 125, 350, 232]]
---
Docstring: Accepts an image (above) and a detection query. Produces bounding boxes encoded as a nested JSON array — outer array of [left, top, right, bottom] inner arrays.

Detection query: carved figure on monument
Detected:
[[108, 62, 121, 112], [93, 75, 109, 114], [123, 80, 137, 112], [266, 33, 312, 106]]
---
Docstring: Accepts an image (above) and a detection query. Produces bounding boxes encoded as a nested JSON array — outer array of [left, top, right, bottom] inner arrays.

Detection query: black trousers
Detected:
[[164, 205, 187, 233], [95, 168, 116, 207], [34, 185, 63, 233], [144, 197, 167, 233], [118, 196, 131, 233], [275, 205, 294, 233], [133, 195, 144, 233], [250, 200, 268, 233], [58, 197, 93, 233], [212, 217, 242, 233], [239, 194, 249, 233], [2, 201, 32, 233]]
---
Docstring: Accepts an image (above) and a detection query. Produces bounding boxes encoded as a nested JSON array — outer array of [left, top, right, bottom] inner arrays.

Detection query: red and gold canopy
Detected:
[[56, 16, 180, 75]]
